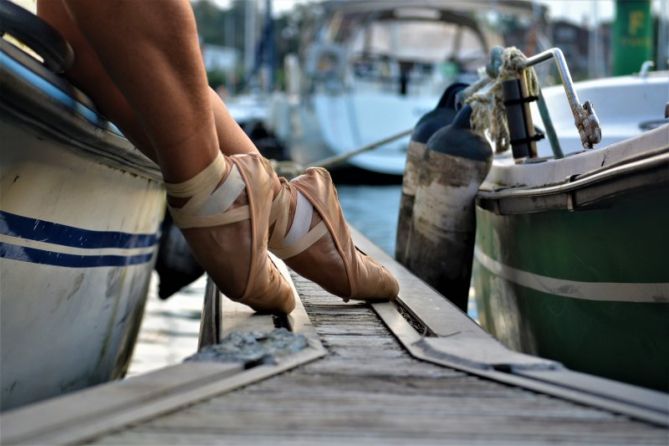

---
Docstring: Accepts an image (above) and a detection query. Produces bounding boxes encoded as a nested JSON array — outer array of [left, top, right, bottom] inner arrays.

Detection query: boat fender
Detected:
[[395, 83, 467, 266], [408, 104, 492, 311], [154, 214, 204, 299]]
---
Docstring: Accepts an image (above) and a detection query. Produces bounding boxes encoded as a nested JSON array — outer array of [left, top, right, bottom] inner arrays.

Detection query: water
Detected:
[[336, 184, 402, 255]]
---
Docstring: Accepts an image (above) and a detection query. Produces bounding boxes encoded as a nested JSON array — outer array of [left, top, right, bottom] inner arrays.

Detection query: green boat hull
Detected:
[[474, 187, 669, 391]]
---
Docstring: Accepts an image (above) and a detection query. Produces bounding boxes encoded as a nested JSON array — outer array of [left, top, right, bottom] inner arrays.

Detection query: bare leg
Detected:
[[60, 0, 216, 181], [37, 1, 397, 306], [37, 0, 155, 161], [38, 0, 259, 165], [45, 0, 294, 311]]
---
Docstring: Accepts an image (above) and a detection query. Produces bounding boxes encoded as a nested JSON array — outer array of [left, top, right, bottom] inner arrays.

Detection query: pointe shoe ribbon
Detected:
[[166, 154, 248, 228], [165, 152, 295, 314], [269, 167, 399, 302]]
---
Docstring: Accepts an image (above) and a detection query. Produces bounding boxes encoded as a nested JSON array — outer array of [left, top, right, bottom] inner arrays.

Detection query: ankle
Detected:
[[270, 170, 282, 197], [165, 151, 229, 208]]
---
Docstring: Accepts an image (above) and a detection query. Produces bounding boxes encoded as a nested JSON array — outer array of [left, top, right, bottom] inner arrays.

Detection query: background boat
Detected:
[[0, 3, 164, 410], [265, 0, 548, 175]]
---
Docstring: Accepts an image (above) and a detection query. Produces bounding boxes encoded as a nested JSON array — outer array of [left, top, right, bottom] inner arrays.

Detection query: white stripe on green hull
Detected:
[[474, 247, 669, 303]]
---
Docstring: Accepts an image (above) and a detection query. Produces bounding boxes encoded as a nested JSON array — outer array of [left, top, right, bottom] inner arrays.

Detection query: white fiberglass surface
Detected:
[[533, 74, 669, 157]]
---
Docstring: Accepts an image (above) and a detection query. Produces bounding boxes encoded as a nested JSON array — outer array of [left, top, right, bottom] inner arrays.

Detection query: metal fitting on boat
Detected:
[[578, 101, 601, 149], [524, 48, 602, 149]]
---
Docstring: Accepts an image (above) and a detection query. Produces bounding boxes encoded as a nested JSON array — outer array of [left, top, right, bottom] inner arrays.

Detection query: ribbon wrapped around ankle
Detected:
[[165, 153, 250, 229], [269, 185, 328, 259]]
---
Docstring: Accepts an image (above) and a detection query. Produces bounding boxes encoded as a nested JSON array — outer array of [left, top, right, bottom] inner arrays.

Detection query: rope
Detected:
[[465, 47, 539, 153], [270, 128, 413, 178]]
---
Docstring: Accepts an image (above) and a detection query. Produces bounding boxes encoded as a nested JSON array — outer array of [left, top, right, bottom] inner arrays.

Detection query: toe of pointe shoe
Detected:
[[243, 293, 296, 314], [273, 167, 399, 303], [237, 263, 296, 314], [240, 289, 296, 314], [348, 253, 399, 302]]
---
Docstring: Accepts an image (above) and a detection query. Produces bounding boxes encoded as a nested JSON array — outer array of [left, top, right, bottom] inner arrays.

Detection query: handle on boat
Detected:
[[0, 0, 74, 73], [523, 48, 601, 149]]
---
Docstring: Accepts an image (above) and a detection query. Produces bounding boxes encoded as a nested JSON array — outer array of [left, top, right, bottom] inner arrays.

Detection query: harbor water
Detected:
[[128, 183, 477, 375]]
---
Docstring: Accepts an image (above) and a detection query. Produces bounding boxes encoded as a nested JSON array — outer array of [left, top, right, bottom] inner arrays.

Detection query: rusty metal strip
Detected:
[[349, 227, 669, 427]]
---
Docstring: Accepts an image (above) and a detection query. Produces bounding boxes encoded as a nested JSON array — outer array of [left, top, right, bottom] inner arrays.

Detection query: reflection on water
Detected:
[[128, 183, 477, 375]]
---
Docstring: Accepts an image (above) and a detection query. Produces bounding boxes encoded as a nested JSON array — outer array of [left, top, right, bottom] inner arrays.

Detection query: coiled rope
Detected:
[[465, 46, 539, 153]]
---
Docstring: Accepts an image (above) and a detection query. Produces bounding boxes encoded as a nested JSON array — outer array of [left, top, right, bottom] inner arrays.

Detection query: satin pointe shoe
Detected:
[[165, 152, 295, 314], [268, 167, 399, 302]]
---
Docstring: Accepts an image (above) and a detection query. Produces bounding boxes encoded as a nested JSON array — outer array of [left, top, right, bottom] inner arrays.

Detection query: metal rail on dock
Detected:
[[350, 228, 669, 427]]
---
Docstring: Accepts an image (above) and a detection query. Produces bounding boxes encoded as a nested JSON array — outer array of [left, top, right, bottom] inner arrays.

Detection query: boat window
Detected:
[[348, 20, 484, 64]]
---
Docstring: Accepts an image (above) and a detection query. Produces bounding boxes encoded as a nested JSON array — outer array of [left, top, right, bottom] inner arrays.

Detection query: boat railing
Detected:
[[523, 48, 602, 149]]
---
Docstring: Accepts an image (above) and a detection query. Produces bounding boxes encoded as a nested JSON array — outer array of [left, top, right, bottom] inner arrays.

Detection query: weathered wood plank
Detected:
[[88, 270, 668, 445], [0, 362, 241, 445], [1, 262, 326, 446]]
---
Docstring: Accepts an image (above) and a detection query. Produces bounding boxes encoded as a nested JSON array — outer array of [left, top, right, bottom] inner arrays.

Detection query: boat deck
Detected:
[[2, 232, 667, 445]]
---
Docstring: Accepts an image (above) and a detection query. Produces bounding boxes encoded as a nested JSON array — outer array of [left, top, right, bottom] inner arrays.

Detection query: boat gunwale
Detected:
[[0, 39, 162, 182], [477, 137, 669, 214]]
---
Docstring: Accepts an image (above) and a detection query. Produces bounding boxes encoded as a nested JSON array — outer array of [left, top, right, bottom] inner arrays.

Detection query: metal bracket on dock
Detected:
[[197, 275, 222, 350], [348, 227, 669, 428]]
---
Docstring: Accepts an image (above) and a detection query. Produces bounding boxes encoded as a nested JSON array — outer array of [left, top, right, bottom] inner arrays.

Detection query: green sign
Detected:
[[613, 0, 653, 75]]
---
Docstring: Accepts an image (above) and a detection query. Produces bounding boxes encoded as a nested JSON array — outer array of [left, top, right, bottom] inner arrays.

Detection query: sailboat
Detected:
[[267, 0, 545, 175]]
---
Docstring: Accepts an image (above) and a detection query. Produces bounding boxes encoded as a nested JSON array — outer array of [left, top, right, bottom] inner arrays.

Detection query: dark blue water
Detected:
[[336, 184, 402, 255], [338, 183, 478, 321]]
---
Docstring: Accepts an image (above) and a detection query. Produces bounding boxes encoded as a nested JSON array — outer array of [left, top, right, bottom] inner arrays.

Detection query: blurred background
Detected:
[[193, 0, 668, 95]]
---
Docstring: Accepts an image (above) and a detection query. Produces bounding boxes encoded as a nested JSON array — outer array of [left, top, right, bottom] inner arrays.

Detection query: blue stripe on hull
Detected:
[[0, 211, 158, 249], [0, 242, 154, 267]]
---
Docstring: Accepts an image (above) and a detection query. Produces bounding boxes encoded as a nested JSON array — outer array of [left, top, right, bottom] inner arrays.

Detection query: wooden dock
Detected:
[[2, 231, 668, 445]]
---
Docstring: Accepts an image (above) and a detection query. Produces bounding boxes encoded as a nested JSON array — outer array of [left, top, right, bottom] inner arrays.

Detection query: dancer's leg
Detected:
[[40, 1, 396, 304], [54, 0, 293, 311], [61, 0, 216, 181], [37, 0, 155, 160], [38, 0, 260, 163]]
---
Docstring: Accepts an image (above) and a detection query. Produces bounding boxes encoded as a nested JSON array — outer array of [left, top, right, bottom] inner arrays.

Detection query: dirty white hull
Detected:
[[285, 93, 431, 175], [1, 40, 164, 410]]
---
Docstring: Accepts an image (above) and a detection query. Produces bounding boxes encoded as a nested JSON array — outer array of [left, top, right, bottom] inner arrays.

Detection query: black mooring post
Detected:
[[502, 77, 541, 161]]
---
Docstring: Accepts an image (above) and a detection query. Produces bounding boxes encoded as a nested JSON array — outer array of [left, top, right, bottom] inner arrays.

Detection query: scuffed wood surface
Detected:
[[90, 274, 668, 445]]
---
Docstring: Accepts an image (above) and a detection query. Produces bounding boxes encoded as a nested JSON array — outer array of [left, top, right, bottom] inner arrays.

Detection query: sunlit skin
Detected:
[[37, 0, 280, 195]]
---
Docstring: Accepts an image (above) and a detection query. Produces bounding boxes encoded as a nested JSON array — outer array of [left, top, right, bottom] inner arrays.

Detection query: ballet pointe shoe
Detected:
[[269, 167, 399, 302], [165, 152, 295, 314]]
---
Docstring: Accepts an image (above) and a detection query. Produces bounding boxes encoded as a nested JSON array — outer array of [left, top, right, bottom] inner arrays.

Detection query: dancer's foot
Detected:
[[165, 152, 295, 314], [269, 167, 399, 302]]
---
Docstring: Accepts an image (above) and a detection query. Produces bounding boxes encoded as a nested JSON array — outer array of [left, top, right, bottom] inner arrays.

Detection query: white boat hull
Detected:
[[0, 40, 165, 410], [0, 117, 165, 410], [285, 93, 432, 175]]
